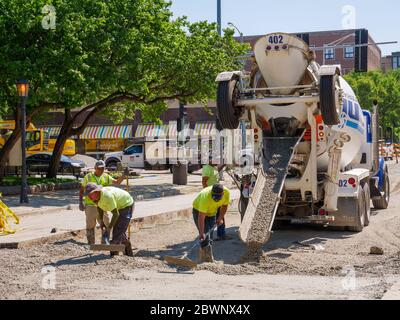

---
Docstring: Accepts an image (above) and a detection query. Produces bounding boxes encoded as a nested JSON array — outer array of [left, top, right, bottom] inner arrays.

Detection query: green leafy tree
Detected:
[[345, 69, 400, 140], [0, 0, 248, 177]]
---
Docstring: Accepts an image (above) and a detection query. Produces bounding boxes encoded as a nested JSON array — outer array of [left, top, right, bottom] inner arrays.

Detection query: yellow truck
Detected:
[[0, 120, 76, 156]]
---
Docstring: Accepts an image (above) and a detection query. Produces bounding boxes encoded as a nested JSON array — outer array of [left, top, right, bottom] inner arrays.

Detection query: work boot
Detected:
[[124, 241, 134, 257], [110, 251, 119, 257], [86, 228, 95, 245], [204, 245, 214, 263]]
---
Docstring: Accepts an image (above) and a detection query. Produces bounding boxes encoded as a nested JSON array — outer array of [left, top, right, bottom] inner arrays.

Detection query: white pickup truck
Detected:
[[104, 137, 201, 172]]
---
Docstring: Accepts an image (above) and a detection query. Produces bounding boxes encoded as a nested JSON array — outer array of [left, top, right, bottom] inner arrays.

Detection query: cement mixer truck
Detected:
[[215, 33, 390, 247]]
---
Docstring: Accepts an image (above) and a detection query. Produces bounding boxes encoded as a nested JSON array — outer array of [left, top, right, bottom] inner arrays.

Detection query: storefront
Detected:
[[39, 125, 132, 158]]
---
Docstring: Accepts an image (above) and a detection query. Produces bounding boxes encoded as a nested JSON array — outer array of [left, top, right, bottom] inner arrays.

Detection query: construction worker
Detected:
[[202, 160, 232, 241], [79, 160, 128, 244], [192, 184, 230, 262], [85, 183, 134, 257]]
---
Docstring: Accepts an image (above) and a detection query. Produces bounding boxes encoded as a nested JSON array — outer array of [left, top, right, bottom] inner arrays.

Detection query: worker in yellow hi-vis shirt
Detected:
[[202, 160, 232, 241], [192, 184, 230, 263], [85, 183, 134, 257], [79, 160, 128, 244]]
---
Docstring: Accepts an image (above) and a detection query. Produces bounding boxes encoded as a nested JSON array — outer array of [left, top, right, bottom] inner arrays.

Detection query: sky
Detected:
[[170, 0, 399, 56]]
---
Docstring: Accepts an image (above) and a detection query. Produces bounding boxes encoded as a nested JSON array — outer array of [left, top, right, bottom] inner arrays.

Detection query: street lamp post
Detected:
[[16, 78, 29, 204], [227, 22, 244, 43]]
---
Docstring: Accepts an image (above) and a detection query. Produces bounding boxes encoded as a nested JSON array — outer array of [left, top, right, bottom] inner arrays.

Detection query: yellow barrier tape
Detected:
[[0, 193, 20, 235]]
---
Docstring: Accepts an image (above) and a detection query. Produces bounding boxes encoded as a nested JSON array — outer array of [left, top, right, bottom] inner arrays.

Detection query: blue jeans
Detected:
[[216, 208, 226, 238], [110, 205, 134, 245], [192, 209, 216, 248]]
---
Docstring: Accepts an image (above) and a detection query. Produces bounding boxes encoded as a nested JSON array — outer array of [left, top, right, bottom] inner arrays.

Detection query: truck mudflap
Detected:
[[239, 136, 303, 245]]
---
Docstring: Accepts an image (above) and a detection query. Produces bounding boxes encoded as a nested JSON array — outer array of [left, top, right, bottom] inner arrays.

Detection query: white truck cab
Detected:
[[105, 144, 145, 170]]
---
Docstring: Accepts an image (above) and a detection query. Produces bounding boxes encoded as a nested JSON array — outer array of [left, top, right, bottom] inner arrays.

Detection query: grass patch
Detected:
[[0, 177, 75, 186]]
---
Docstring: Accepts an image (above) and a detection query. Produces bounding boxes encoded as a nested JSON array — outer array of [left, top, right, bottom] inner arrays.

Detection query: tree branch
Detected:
[[71, 94, 137, 136], [145, 91, 199, 104]]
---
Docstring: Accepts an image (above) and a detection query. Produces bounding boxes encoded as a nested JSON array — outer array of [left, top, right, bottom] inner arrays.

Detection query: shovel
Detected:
[[164, 225, 217, 269]]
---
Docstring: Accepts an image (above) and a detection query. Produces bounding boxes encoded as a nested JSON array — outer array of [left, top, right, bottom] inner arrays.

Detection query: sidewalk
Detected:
[[0, 189, 240, 248], [3, 172, 231, 217]]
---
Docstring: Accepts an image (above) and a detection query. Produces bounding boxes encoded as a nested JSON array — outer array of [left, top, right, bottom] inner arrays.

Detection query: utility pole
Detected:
[[217, 0, 222, 36], [172, 102, 188, 185]]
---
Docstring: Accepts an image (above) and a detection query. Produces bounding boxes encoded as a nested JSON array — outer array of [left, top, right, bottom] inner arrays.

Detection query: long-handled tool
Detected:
[[164, 225, 217, 269], [125, 167, 132, 240]]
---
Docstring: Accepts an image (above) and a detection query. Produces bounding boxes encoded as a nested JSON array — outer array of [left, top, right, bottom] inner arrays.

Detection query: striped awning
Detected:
[[194, 122, 216, 136], [135, 122, 189, 138], [79, 125, 132, 139], [40, 126, 61, 137], [39, 125, 132, 139], [135, 124, 169, 138]]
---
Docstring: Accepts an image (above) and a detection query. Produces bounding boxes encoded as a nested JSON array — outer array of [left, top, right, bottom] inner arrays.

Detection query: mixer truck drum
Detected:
[[216, 79, 240, 129], [320, 75, 341, 126]]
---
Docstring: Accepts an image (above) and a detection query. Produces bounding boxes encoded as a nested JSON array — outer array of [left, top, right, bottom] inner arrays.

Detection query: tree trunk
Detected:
[[45, 93, 132, 178], [46, 130, 70, 178], [0, 127, 22, 166], [0, 104, 46, 167], [46, 109, 73, 178], [0, 108, 21, 168]]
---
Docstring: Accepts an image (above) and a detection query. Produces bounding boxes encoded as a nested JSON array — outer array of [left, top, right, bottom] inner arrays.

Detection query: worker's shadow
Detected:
[[52, 253, 110, 267], [53, 238, 87, 246], [136, 227, 247, 265], [51, 238, 111, 266]]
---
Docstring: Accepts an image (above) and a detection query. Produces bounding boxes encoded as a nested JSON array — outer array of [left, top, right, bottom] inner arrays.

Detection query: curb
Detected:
[[0, 208, 193, 249], [0, 181, 80, 196], [11, 188, 201, 218], [0, 198, 239, 249]]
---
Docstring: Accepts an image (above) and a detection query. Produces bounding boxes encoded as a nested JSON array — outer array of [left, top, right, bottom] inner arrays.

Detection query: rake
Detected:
[[164, 225, 217, 269]]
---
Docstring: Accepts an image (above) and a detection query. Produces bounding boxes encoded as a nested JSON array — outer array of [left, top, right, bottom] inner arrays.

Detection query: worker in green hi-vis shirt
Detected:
[[79, 160, 128, 245], [85, 183, 135, 257], [202, 158, 232, 241], [192, 184, 231, 262]]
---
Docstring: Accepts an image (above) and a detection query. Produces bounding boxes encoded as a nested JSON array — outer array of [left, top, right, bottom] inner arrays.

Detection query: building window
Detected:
[[393, 56, 400, 70], [344, 46, 355, 59], [324, 46, 335, 60]]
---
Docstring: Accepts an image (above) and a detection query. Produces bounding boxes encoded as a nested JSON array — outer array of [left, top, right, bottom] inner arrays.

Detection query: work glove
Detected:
[[79, 201, 85, 212], [99, 221, 106, 231]]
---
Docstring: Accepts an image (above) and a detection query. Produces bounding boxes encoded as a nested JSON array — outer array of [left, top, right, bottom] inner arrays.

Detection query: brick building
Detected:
[[382, 52, 400, 72], [243, 29, 382, 74], [35, 28, 382, 155]]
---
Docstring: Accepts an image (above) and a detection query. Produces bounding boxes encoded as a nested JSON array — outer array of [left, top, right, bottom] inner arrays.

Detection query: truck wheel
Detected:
[[362, 182, 371, 227], [320, 75, 341, 126], [373, 165, 390, 209], [217, 79, 240, 129], [106, 160, 119, 171], [347, 187, 365, 232]]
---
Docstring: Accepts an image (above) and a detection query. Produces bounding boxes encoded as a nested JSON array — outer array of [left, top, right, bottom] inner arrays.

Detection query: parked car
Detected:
[[26, 153, 85, 176]]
